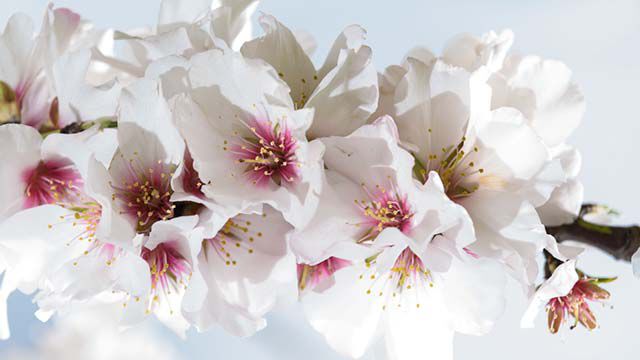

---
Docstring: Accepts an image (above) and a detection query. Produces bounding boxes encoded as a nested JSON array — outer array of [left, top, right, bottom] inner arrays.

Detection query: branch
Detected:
[[546, 204, 640, 262]]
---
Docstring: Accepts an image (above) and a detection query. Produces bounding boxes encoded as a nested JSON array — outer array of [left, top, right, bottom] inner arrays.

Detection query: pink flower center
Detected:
[[227, 118, 299, 186], [110, 159, 175, 233], [22, 158, 82, 209], [354, 185, 414, 243], [141, 243, 192, 293], [298, 257, 351, 291], [546, 277, 611, 333]]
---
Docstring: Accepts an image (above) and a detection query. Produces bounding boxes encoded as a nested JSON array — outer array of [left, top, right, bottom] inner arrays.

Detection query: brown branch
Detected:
[[546, 204, 640, 262]]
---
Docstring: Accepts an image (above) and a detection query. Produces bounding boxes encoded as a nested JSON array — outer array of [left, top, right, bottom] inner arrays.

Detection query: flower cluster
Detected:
[[0, 1, 614, 359]]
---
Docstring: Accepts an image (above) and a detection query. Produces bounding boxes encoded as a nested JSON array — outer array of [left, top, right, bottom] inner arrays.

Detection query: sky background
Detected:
[[1, 0, 639, 359]]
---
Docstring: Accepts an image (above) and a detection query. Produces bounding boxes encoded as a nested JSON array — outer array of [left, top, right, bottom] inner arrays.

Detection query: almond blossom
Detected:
[[292, 118, 505, 360], [172, 47, 324, 228], [376, 53, 560, 289], [0, 5, 119, 130], [441, 30, 586, 227]]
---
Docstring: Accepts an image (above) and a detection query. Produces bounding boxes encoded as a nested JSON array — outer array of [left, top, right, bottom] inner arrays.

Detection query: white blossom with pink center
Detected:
[[0, 77, 188, 336], [131, 216, 204, 336], [376, 53, 564, 290], [290, 117, 505, 360], [0, 124, 91, 222], [0, 125, 128, 339], [173, 47, 323, 229], [441, 30, 586, 229]]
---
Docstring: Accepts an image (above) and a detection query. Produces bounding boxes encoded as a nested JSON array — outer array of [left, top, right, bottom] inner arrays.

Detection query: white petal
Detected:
[[303, 263, 383, 358], [442, 256, 506, 335], [0, 124, 42, 220], [118, 77, 184, 164], [0, 13, 35, 86], [289, 171, 373, 264], [381, 295, 454, 360], [321, 116, 414, 191], [241, 14, 317, 107], [86, 157, 137, 250], [474, 107, 549, 182], [189, 48, 292, 109], [318, 25, 367, 79], [293, 29, 317, 57], [498, 55, 585, 147], [52, 49, 121, 127], [305, 44, 378, 138], [442, 29, 514, 73], [209, 0, 259, 51], [538, 179, 584, 226]]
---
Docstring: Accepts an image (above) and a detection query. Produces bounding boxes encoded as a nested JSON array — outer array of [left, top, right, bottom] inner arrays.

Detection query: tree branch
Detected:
[[546, 204, 640, 262]]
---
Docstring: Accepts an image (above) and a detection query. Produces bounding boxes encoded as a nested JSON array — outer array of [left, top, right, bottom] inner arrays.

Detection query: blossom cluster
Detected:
[[0, 1, 613, 359]]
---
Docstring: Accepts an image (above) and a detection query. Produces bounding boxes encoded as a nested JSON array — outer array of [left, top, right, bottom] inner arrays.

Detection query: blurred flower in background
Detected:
[[1, 305, 181, 360]]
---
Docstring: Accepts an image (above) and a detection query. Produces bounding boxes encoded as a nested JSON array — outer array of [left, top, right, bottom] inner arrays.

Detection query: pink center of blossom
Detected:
[[203, 218, 259, 267], [110, 158, 175, 233], [22, 158, 82, 209], [298, 257, 351, 291], [354, 184, 414, 243], [227, 118, 299, 186], [141, 243, 192, 294], [547, 277, 611, 333]]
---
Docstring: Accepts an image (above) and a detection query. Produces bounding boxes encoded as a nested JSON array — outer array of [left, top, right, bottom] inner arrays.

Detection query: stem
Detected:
[[546, 204, 640, 262]]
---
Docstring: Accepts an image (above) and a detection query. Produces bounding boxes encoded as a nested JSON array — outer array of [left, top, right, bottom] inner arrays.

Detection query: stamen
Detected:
[[110, 154, 175, 233], [353, 182, 414, 243], [22, 158, 82, 209], [226, 117, 299, 187]]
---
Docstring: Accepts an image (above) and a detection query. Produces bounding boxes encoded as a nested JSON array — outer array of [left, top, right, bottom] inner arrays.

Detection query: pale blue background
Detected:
[[1, 0, 639, 359]]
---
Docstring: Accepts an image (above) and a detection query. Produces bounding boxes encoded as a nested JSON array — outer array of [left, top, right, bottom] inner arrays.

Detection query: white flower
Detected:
[[0, 122, 117, 222], [173, 48, 324, 228], [0, 5, 118, 129], [377, 55, 559, 287], [292, 118, 505, 359], [442, 30, 586, 226], [95, 0, 258, 83], [182, 205, 297, 337], [241, 14, 379, 139], [0, 123, 121, 339], [136, 215, 204, 336], [25, 77, 189, 333]]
